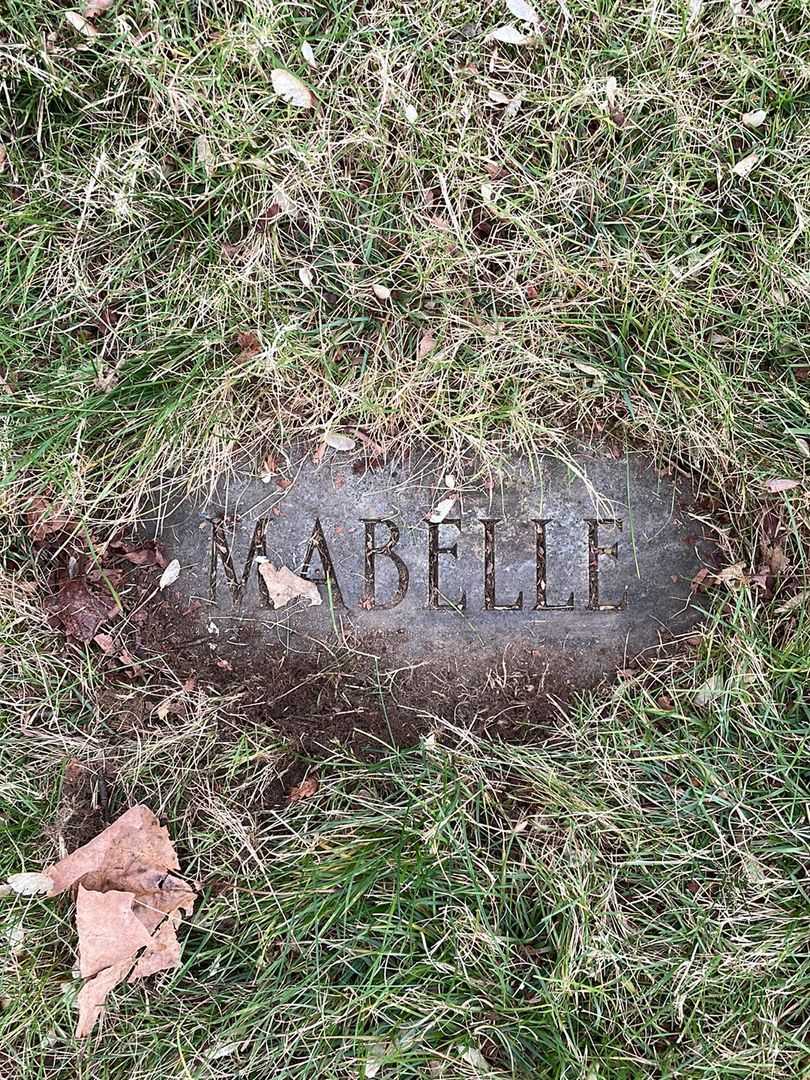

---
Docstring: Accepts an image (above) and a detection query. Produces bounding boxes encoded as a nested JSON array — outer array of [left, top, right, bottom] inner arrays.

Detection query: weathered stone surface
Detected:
[[143, 447, 709, 692]]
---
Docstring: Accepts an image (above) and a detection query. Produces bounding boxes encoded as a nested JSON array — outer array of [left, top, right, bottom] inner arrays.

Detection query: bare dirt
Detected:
[[124, 561, 571, 752]]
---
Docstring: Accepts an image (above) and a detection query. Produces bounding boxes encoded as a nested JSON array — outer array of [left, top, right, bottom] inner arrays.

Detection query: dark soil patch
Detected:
[[122, 562, 567, 754], [42, 758, 113, 854]]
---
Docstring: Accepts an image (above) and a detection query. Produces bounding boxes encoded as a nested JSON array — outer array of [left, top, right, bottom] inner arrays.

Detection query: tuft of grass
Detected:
[[1, 592, 809, 1077], [1, 0, 808, 516]]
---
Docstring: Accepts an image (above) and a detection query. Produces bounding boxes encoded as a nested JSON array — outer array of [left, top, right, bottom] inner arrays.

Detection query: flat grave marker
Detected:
[[145, 446, 709, 693]]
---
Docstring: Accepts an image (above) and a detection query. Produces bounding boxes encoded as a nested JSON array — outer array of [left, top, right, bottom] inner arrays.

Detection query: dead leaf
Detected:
[[44, 806, 194, 907], [298, 265, 314, 288], [39, 805, 196, 1037], [324, 432, 356, 451], [776, 590, 810, 614], [26, 496, 72, 542], [506, 0, 540, 24], [765, 478, 799, 493], [488, 89, 512, 105], [76, 957, 132, 1038], [0, 144, 7, 173], [259, 451, 279, 482], [713, 562, 747, 587], [271, 69, 316, 109], [694, 673, 724, 708], [44, 577, 120, 642], [6, 872, 54, 896], [128, 910, 182, 980], [429, 495, 457, 524], [65, 10, 98, 36], [289, 775, 319, 802], [732, 152, 759, 179], [372, 283, 391, 300], [300, 41, 317, 69], [93, 632, 115, 654], [691, 567, 711, 591], [417, 331, 436, 360], [605, 75, 618, 109], [235, 330, 262, 363], [403, 103, 418, 123], [110, 537, 168, 568], [742, 109, 767, 128], [76, 887, 153, 978], [257, 559, 322, 609], [194, 134, 214, 176], [486, 25, 532, 44], [84, 0, 112, 15], [159, 560, 181, 590]]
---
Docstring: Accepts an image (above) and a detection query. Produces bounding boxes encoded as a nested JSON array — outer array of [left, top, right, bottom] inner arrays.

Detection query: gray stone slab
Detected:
[[143, 446, 710, 692]]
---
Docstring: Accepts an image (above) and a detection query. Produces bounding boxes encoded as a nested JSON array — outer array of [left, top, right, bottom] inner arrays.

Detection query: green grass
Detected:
[[1, 600, 809, 1076], [1, 0, 809, 1075]]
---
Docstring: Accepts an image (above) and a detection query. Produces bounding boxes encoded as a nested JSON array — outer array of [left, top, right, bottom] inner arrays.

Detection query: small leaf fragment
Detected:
[[194, 134, 214, 176], [323, 432, 356, 451], [159, 559, 181, 591], [741, 109, 767, 128], [372, 283, 391, 300], [486, 24, 532, 44], [765, 477, 799, 493], [298, 265, 314, 288], [429, 495, 457, 524], [288, 775, 319, 802], [776, 590, 810, 614], [732, 152, 759, 178], [300, 42, 317, 69], [6, 872, 54, 896], [417, 331, 436, 360], [694, 673, 725, 708], [65, 10, 99, 35], [506, 0, 540, 25], [605, 75, 618, 109], [403, 103, 418, 123], [271, 69, 316, 109], [257, 559, 322, 609]]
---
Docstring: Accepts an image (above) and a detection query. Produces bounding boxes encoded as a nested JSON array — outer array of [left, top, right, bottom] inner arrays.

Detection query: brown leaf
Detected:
[[93, 632, 115, 654], [257, 560, 322, 609], [235, 331, 262, 363], [259, 451, 279, 481], [128, 910, 183, 980], [39, 806, 196, 1037], [76, 957, 132, 1039], [76, 886, 152, 978], [26, 496, 72, 542], [712, 562, 747, 587], [289, 775, 319, 802], [417, 331, 436, 360], [429, 215, 452, 231], [65, 10, 99, 36], [44, 577, 120, 642], [44, 806, 194, 911], [112, 538, 168, 568]]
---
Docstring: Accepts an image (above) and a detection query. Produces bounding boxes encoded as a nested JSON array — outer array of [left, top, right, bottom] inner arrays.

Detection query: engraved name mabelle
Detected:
[[209, 512, 628, 614], [150, 449, 706, 675]]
